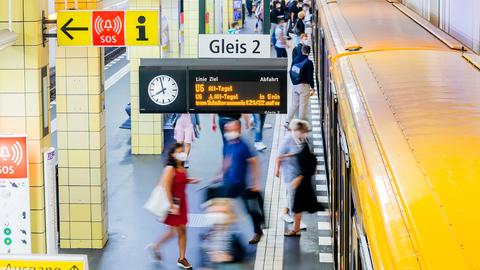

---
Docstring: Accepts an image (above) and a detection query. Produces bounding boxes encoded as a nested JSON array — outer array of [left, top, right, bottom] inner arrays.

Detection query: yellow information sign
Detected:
[[125, 11, 159, 46], [57, 11, 92, 46], [57, 10, 159, 47], [0, 254, 88, 270]]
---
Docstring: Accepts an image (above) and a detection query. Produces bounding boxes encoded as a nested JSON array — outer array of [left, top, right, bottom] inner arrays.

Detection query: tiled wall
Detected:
[[222, 0, 234, 33], [184, 1, 199, 57], [129, 0, 163, 155], [206, 0, 215, 33], [0, 0, 51, 253], [55, 0, 108, 249]]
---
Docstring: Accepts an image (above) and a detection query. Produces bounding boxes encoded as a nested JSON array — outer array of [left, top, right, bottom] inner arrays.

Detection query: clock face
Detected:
[[148, 75, 179, 106]]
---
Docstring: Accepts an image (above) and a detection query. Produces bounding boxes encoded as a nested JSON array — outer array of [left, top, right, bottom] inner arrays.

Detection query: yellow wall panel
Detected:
[[58, 187, 70, 204], [0, 70, 25, 92], [31, 233, 46, 254], [70, 222, 91, 239], [67, 132, 90, 149], [30, 187, 45, 211], [70, 204, 91, 221], [69, 168, 90, 185], [30, 210, 46, 233], [69, 186, 91, 204], [68, 150, 90, 167], [0, 116, 26, 134]]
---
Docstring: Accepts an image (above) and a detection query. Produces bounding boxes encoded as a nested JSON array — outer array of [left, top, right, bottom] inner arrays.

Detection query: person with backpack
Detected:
[[284, 130, 324, 236], [285, 45, 315, 127]]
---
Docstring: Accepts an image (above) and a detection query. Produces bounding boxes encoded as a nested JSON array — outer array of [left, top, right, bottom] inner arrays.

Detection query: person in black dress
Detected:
[[285, 130, 323, 236]]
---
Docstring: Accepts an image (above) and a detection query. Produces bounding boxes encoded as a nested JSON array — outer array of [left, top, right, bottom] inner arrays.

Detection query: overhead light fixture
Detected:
[[0, 29, 17, 50], [0, 0, 17, 50]]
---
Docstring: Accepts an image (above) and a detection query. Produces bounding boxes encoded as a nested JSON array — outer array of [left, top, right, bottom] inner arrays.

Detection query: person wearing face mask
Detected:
[[147, 143, 200, 269], [292, 33, 308, 60], [302, 3, 312, 28], [285, 127, 324, 236], [275, 119, 308, 229], [220, 120, 263, 244], [274, 19, 289, 57], [174, 113, 201, 168]]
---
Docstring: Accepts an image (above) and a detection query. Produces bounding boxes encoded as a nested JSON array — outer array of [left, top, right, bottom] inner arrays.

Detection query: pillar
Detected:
[[0, 0, 51, 253], [55, 0, 108, 249], [129, 0, 163, 155], [162, 0, 181, 58], [184, 1, 200, 57]]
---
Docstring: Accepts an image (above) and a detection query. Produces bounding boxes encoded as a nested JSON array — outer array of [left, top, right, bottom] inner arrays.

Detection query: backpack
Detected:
[[290, 58, 309, 85], [287, 1, 297, 13]]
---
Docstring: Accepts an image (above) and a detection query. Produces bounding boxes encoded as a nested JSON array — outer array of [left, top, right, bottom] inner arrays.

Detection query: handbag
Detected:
[[144, 185, 170, 220]]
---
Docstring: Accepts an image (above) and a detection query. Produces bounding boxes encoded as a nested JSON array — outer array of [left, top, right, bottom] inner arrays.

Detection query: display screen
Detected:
[[188, 69, 287, 113]]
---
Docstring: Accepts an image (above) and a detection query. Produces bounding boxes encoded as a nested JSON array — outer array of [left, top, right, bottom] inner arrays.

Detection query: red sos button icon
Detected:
[[92, 11, 125, 46]]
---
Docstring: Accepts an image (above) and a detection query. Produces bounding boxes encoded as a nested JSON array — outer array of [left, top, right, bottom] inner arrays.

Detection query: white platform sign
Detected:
[[0, 134, 31, 254], [44, 148, 58, 254], [198, 34, 271, 58]]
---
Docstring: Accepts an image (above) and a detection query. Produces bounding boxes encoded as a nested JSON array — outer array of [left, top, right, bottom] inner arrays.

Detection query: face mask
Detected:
[[224, 131, 240, 141], [276, 4, 281, 8], [175, 152, 188, 162]]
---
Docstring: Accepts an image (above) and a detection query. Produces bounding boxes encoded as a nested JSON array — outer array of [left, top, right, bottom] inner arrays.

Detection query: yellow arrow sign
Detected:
[[57, 11, 92, 46], [0, 254, 88, 270]]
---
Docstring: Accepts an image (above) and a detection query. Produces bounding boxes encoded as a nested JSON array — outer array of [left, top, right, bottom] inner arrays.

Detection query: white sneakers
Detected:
[[282, 214, 307, 230], [254, 142, 267, 151], [282, 213, 294, 223], [300, 222, 307, 230]]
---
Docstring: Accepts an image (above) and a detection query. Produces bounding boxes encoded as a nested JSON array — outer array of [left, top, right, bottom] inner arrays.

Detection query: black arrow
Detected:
[[61, 18, 89, 40]]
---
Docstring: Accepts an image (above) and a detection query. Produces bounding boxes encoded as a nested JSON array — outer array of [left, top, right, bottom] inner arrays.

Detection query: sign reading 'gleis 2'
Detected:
[[57, 10, 159, 47]]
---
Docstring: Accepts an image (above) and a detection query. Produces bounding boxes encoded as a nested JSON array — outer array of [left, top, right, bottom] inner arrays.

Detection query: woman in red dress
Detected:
[[148, 143, 199, 269]]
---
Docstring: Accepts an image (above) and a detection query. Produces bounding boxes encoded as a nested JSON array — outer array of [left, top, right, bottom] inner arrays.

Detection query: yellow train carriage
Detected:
[[314, 0, 480, 269]]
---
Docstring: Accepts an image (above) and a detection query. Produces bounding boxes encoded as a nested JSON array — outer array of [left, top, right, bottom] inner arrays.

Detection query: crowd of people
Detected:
[[144, 1, 320, 269]]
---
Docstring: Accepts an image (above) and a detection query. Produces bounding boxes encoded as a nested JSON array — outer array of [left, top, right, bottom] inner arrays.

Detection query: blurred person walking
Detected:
[[174, 113, 201, 168], [284, 126, 323, 236], [147, 143, 200, 269], [276, 119, 309, 229], [274, 19, 289, 58], [219, 120, 263, 244]]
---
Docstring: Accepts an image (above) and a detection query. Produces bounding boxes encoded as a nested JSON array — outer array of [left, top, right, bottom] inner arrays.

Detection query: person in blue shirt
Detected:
[[220, 120, 263, 244]]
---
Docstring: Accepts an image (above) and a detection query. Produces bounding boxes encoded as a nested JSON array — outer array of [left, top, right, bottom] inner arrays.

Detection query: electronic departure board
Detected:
[[189, 69, 287, 113], [139, 58, 288, 114]]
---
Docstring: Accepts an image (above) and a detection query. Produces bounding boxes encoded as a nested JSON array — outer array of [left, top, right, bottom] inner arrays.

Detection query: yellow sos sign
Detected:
[[0, 254, 88, 270]]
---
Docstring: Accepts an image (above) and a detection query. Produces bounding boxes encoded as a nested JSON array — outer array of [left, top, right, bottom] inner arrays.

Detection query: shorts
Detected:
[[174, 114, 196, 144]]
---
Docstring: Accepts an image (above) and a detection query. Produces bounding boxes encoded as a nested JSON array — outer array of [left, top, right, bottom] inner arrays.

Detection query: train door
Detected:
[[338, 129, 351, 270]]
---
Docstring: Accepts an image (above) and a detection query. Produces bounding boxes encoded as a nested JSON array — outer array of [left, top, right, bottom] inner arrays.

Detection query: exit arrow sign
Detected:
[[61, 18, 89, 40]]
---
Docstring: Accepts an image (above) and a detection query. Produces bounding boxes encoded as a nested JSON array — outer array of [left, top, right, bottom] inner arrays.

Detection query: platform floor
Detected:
[[58, 16, 334, 270]]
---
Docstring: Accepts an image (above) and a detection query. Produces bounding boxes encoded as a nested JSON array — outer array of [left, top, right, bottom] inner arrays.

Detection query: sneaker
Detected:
[[283, 122, 290, 130], [248, 233, 263, 244], [177, 258, 192, 269], [263, 123, 273, 129], [282, 213, 294, 223], [254, 142, 267, 151], [145, 244, 161, 261], [184, 160, 189, 168], [300, 221, 307, 230]]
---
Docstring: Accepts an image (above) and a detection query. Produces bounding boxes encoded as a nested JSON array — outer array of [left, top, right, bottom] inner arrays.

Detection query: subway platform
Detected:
[[55, 16, 333, 270]]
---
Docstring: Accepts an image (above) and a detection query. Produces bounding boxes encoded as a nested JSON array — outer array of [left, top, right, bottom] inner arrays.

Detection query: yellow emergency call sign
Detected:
[[57, 10, 159, 47], [0, 254, 88, 270]]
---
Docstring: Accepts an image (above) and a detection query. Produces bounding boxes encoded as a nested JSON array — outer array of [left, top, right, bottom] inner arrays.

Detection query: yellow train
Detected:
[[312, 0, 480, 269]]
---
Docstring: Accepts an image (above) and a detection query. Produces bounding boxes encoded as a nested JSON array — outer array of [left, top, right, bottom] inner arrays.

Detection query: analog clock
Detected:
[[147, 75, 179, 106]]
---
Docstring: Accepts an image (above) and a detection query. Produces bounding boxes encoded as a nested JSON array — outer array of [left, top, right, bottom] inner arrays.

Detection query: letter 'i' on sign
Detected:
[[125, 11, 159, 46], [92, 11, 126, 46]]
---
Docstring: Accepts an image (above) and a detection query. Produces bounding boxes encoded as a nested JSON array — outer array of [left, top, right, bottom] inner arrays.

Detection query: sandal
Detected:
[[284, 230, 301, 237]]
